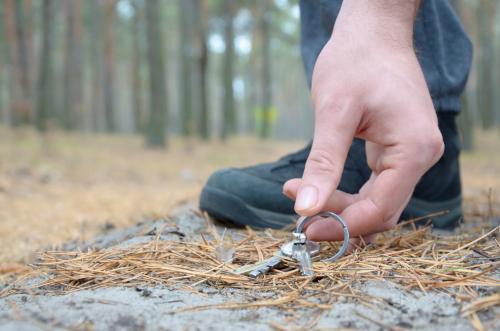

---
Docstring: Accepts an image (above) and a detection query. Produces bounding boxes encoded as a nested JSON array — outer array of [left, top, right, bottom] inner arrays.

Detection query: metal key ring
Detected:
[[295, 211, 350, 263]]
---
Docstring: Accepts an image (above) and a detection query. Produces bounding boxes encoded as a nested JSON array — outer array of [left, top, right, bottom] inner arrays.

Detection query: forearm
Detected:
[[332, 0, 421, 49]]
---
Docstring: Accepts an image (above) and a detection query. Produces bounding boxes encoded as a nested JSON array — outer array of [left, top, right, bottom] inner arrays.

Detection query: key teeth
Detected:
[[246, 256, 283, 278]]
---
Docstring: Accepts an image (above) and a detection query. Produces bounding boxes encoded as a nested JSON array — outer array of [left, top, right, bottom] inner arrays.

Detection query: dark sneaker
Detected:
[[200, 113, 462, 229], [403, 113, 463, 228]]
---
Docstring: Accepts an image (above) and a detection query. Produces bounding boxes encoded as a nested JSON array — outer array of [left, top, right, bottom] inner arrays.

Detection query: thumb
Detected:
[[295, 102, 358, 216]]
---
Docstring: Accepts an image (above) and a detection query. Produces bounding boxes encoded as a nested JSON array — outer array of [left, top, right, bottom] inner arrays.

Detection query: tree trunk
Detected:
[[63, 0, 84, 130], [23, 0, 36, 104], [0, 3, 6, 124], [477, 0, 494, 129], [89, 0, 104, 132], [246, 1, 260, 135], [258, 0, 272, 139], [36, 0, 55, 132], [492, 1, 500, 127], [452, 0, 475, 150], [14, 0, 32, 121], [179, 0, 194, 137], [221, 0, 236, 140], [458, 94, 474, 151], [130, 0, 143, 133], [102, 0, 116, 132], [4, 0, 27, 125], [145, 0, 168, 147], [193, 0, 210, 140]]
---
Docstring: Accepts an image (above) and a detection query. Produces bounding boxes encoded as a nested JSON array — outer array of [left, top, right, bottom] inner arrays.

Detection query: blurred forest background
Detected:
[[1, 0, 312, 146], [0, 0, 499, 147]]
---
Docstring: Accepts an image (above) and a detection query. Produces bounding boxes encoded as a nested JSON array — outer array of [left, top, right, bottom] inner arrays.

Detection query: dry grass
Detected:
[[0, 126, 498, 266], [1, 218, 498, 319], [0, 127, 499, 329], [0, 127, 301, 264]]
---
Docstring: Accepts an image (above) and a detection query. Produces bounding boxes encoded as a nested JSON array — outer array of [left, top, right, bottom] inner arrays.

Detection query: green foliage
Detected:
[[253, 106, 277, 137]]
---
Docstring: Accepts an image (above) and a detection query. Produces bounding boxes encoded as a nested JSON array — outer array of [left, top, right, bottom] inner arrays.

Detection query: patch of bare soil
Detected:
[[0, 128, 498, 330]]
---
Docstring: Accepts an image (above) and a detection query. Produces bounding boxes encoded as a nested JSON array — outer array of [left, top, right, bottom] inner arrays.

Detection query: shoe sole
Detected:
[[403, 195, 462, 229], [201, 186, 462, 230], [199, 186, 296, 229]]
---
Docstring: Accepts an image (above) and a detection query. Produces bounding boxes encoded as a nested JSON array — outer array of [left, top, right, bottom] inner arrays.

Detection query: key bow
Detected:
[[295, 211, 350, 263]]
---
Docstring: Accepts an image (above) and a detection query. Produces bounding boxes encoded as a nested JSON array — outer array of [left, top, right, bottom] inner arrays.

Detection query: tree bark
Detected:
[[179, 0, 194, 137], [36, 0, 55, 132], [63, 0, 84, 130], [258, 0, 272, 139], [477, 0, 494, 129], [452, 0, 475, 150], [130, 0, 144, 133], [145, 0, 168, 147], [492, 1, 500, 127], [221, 0, 236, 140], [89, 0, 104, 132], [23, 0, 36, 102], [458, 94, 475, 150], [14, 0, 32, 120], [0, 3, 6, 124], [102, 0, 116, 132], [194, 0, 210, 140], [4, 0, 28, 125]]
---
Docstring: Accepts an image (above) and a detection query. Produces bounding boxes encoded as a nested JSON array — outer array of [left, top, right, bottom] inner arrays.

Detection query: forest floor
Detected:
[[0, 128, 304, 265], [0, 127, 499, 330]]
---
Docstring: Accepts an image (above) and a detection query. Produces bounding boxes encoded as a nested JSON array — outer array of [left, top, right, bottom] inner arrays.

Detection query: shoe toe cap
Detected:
[[203, 168, 294, 214]]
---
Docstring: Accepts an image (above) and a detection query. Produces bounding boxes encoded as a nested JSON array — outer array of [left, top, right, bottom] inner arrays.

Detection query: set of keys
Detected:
[[234, 211, 350, 278]]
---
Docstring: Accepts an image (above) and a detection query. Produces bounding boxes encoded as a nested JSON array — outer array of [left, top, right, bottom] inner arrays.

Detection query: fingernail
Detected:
[[295, 185, 318, 211]]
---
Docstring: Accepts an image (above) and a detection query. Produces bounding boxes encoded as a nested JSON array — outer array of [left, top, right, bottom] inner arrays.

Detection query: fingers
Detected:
[[294, 99, 359, 216], [284, 178, 356, 214], [282, 178, 301, 199], [306, 164, 417, 241]]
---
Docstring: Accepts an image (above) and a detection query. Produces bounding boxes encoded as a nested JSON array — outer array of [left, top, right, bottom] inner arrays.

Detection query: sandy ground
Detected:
[[0, 128, 499, 330], [0, 129, 306, 264], [0, 128, 499, 265], [0, 281, 478, 331], [0, 204, 498, 331]]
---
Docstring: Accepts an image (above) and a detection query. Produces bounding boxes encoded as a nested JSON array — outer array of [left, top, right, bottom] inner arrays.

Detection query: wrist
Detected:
[[331, 0, 420, 51]]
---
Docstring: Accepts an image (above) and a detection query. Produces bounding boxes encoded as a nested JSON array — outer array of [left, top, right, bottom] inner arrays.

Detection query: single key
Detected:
[[233, 241, 320, 278], [248, 255, 283, 278], [233, 251, 284, 278]]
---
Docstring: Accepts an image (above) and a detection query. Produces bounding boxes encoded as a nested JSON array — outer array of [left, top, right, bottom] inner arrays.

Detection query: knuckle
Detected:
[[428, 131, 445, 162], [314, 94, 349, 118], [367, 197, 388, 223], [366, 198, 399, 233], [307, 147, 340, 178], [422, 131, 444, 163], [406, 130, 444, 171], [314, 97, 338, 117]]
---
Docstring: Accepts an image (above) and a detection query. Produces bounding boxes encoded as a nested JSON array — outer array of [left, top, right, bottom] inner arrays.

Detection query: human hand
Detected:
[[283, 0, 443, 242]]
